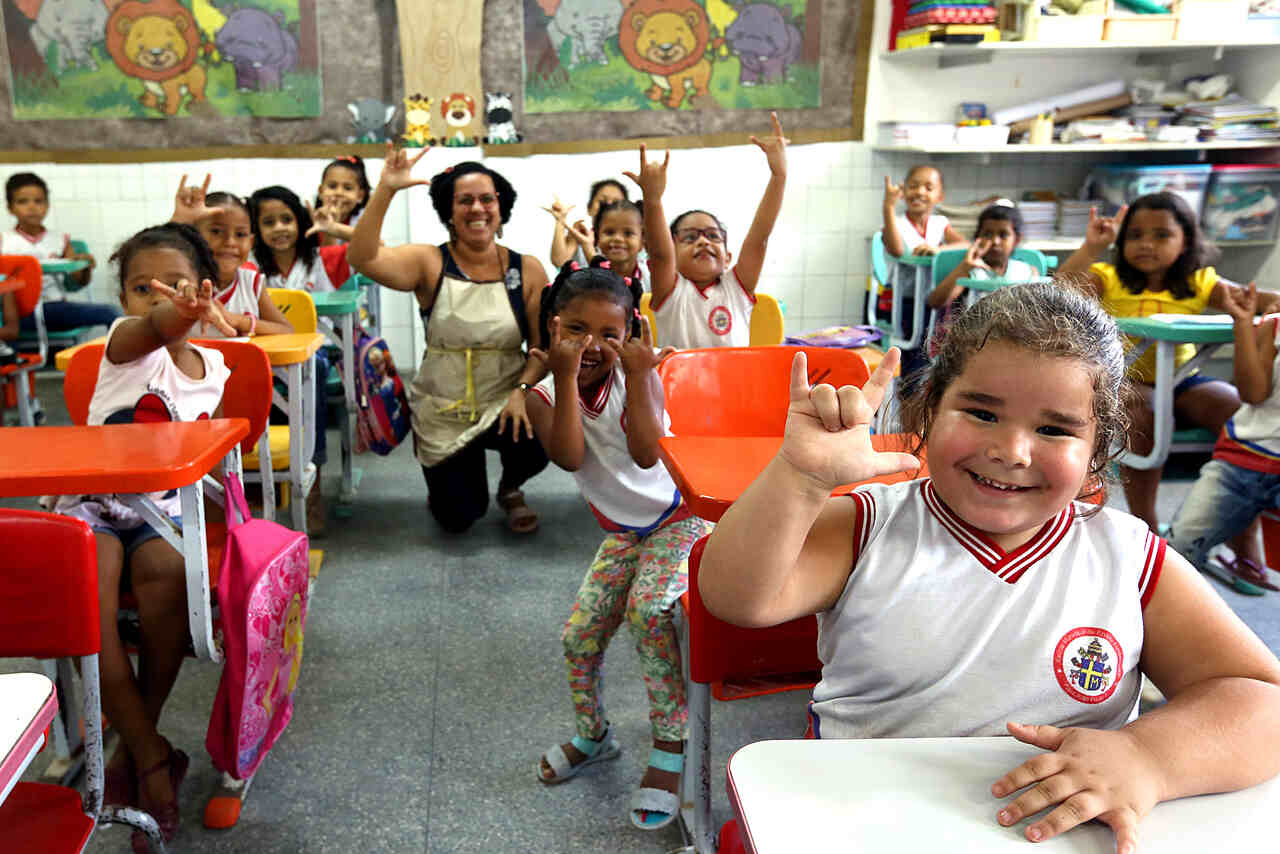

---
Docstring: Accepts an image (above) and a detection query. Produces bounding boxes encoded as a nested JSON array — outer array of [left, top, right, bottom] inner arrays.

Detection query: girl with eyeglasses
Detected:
[[630, 113, 788, 349]]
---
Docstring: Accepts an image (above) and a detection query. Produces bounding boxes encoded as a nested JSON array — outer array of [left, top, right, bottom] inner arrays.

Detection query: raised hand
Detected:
[[172, 173, 216, 224], [150, 278, 239, 336], [1084, 204, 1128, 251], [528, 316, 590, 380], [1222, 280, 1258, 322], [606, 315, 674, 377], [378, 142, 431, 193], [541, 195, 574, 227], [750, 111, 789, 177], [778, 349, 920, 490], [567, 218, 593, 248], [883, 175, 904, 209], [992, 722, 1162, 854], [964, 239, 993, 272], [622, 144, 670, 199], [305, 199, 342, 238]]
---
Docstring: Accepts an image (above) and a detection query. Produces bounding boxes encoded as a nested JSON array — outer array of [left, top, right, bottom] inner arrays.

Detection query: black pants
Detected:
[[420, 418, 549, 533]]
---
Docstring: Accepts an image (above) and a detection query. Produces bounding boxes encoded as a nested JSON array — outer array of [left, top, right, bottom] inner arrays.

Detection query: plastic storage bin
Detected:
[[1087, 163, 1213, 218], [1174, 0, 1248, 39], [1202, 164, 1280, 244]]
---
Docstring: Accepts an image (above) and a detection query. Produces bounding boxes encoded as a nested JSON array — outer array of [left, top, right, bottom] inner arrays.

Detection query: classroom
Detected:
[[2, 0, 1280, 851]]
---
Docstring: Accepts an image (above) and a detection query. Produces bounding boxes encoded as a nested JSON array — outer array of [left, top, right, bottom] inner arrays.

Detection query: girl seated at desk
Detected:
[[928, 203, 1039, 334]]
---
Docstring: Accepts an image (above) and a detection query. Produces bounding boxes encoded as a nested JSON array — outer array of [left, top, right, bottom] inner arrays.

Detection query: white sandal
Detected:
[[629, 747, 683, 830], [536, 725, 620, 784]]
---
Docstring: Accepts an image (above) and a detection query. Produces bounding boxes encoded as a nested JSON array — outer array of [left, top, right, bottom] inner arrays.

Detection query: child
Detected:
[[880, 164, 965, 258], [635, 112, 788, 350], [1168, 283, 1280, 593], [1057, 192, 1280, 532], [545, 178, 629, 268], [529, 261, 709, 831], [927, 204, 1039, 335], [313, 155, 371, 247], [2, 171, 120, 334], [52, 223, 237, 851], [592, 198, 650, 292], [170, 174, 293, 338], [700, 283, 1280, 851]]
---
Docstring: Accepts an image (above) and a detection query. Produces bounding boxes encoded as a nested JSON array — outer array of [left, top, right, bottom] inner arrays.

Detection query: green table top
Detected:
[[957, 276, 1053, 292], [890, 254, 934, 267], [1114, 315, 1234, 343], [40, 259, 88, 274], [312, 290, 361, 315]]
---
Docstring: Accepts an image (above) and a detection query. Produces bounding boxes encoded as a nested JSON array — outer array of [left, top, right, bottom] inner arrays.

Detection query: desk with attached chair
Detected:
[[311, 289, 361, 512]]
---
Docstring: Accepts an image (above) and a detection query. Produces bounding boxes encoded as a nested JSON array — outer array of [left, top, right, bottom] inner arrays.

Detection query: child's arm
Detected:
[[169, 173, 219, 225], [1219, 282, 1275, 403], [941, 223, 967, 246], [607, 317, 676, 468], [544, 196, 578, 267], [700, 350, 920, 627], [1057, 205, 1126, 297], [1, 292, 18, 342], [927, 239, 990, 309], [881, 177, 906, 258], [734, 112, 788, 295], [64, 240, 94, 287], [107, 278, 237, 364], [991, 548, 1280, 851], [254, 287, 294, 336], [625, 146, 676, 307], [526, 317, 589, 470]]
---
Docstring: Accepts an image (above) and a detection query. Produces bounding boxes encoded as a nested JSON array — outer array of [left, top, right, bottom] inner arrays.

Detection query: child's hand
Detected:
[[1222, 281, 1258, 322], [992, 722, 1162, 853], [607, 315, 674, 377], [778, 348, 920, 490], [71, 251, 96, 271], [151, 278, 238, 336], [750, 112, 789, 177], [963, 239, 992, 273], [529, 316, 590, 380], [912, 244, 939, 256], [1084, 204, 1128, 251], [567, 219, 593, 248], [541, 195, 574, 226], [883, 176, 904, 209], [622, 144, 669, 199], [305, 199, 343, 238], [378, 142, 431, 193], [172, 173, 217, 223]]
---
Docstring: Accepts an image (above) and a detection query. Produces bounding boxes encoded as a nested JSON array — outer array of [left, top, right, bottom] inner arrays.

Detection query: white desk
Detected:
[[728, 738, 1280, 853], [0, 673, 58, 806]]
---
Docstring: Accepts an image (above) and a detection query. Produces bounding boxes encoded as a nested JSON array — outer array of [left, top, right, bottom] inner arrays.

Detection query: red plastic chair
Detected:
[[0, 254, 44, 424], [0, 509, 168, 852]]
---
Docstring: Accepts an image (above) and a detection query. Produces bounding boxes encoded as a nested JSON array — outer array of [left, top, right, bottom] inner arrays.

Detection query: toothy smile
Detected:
[[968, 471, 1031, 492]]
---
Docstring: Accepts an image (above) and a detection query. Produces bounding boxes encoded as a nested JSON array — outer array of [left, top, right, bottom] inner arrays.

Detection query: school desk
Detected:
[[884, 254, 933, 352], [657, 434, 923, 522], [727, 737, 1280, 853], [1113, 315, 1234, 471], [37, 259, 88, 275], [0, 419, 248, 662], [0, 673, 57, 807], [311, 290, 360, 509]]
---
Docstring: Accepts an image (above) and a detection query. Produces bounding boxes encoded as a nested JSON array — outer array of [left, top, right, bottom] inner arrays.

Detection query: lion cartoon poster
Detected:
[[5, 0, 321, 119], [524, 0, 819, 113]]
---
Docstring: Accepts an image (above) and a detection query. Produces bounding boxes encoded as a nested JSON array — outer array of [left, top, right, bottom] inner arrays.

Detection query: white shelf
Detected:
[[873, 141, 1280, 153], [881, 39, 1280, 65]]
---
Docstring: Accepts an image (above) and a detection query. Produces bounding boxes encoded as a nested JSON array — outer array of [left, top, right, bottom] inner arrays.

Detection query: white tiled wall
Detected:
[[12, 144, 1277, 369]]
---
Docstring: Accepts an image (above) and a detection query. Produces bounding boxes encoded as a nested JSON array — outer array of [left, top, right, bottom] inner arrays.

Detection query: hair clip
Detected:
[[622, 276, 632, 287], [339, 155, 358, 164], [600, 259, 612, 269], [633, 308, 641, 319], [569, 261, 581, 271]]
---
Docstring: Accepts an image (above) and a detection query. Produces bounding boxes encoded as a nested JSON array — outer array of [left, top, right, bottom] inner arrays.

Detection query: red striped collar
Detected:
[[578, 369, 613, 418], [922, 479, 1074, 583]]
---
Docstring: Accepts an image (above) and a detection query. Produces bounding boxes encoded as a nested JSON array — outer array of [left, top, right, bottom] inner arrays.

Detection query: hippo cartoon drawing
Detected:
[[725, 2, 802, 86], [215, 6, 298, 92]]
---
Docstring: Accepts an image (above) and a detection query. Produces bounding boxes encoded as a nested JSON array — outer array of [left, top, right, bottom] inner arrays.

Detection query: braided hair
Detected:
[[538, 256, 645, 349]]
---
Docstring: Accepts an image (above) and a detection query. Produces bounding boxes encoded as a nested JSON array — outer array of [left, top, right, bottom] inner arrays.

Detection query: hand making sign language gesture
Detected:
[[607, 315, 674, 379], [151, 277, 239, 337], [171, 173, 218, 224], [1083, 204, 1130, 253], [379, 142, 433, 193]]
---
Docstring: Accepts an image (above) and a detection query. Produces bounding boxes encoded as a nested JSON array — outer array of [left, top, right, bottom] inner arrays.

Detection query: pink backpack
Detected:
[[206, 473, 311, 780]]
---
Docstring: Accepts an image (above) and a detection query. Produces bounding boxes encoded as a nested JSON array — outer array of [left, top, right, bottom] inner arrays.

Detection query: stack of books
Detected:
[[1018, 201, 1059, 241], [1058, 201, 1093, 238], [1177, 96, 1280, 142]]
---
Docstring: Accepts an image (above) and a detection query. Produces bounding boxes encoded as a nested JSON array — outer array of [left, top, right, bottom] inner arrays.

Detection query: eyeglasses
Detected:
[[456, 194, 498, 207], [675, 226, 727, 245]]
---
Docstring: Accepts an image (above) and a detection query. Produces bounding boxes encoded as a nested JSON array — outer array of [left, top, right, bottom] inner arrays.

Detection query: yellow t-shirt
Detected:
[[1092, 262, 1218, 385]]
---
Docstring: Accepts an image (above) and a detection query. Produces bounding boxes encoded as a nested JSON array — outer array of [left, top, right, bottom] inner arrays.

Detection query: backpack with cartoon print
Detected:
[[348, 329, 411, 455]]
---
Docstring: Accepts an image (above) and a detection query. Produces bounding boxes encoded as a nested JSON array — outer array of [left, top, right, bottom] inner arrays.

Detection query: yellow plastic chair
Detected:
[[638, 292, 784, 347]]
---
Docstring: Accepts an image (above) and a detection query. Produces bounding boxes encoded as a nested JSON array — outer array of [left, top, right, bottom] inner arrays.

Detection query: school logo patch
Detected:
[[707, 305, 733, 336], [1053, 627, 1123, 704]]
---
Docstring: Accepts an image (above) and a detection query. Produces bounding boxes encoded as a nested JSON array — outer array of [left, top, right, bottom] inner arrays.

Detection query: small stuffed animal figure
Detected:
[[401, 94, 433, 147], [483, 92, 522, 144], [348, 97, 397, 143], [440, 93, 479, 147]]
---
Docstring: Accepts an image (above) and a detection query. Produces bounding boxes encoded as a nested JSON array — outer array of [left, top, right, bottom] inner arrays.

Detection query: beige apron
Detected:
[[409, 264, 525, 467]]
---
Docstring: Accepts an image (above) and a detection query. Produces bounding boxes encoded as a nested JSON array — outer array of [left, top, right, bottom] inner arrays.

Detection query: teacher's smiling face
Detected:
[[451, 173, 501, 245]]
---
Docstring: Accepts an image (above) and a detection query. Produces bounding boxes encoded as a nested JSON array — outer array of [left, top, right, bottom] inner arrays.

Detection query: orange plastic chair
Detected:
[[0, 509, 168, 852], [0, 254, 45, 424]]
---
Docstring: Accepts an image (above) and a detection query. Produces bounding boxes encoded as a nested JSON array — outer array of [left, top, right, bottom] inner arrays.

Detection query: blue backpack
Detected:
[[347, 329, 411, 455]]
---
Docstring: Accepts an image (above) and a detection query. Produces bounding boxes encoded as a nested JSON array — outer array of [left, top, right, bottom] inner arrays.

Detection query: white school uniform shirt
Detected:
[[200, 265, 263, 339], [652, 267, 754, 349], [531, 363, 683, 534], [1, 227, 70, 301], [895, 212, 949, 253], [967, 257, 1038, 283], [54, 318, 230, 529], [809, 479, 1163, 740], [265, 255, 334, 331]]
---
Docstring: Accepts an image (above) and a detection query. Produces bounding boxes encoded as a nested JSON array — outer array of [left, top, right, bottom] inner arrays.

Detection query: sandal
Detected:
[[104, 747, 136, 807], [1214, 556, 1279, 593], [630, 747, 684, 831], [497, 489, 539, 534], [537, 725, 620, 784], [130, 740, 189, 854]]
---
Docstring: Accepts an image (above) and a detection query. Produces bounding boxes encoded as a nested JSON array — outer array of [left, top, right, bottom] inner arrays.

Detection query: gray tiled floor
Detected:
[[5, 373, 1279, 853]]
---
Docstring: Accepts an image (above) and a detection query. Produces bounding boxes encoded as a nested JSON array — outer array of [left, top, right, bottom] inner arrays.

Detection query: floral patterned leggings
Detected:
[[561, 516, 710, 743]]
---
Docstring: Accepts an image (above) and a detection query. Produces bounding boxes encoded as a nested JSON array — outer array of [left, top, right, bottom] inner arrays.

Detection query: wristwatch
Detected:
[[517, 382, 533, 393]]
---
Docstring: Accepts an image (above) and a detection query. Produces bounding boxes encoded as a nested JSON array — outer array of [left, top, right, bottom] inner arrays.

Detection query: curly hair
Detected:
[[111, 222, 219, 295], [898, 279, 1130, 507], [1114, 192, 1216, 299], [428, 162, 517, 228], [538, 256, 645, 350]]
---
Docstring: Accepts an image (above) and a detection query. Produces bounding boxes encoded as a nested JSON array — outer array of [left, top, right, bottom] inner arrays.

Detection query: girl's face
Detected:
[[120, 247, 201, 317], [904, 168, 944, 217], [257, 199, 299, 256], [976, 218, 1019, 269], [597, 209, 643, 271], [926, 340, 1096, 552], [555, 293, 629, 390], [451, 173, 501, 245], [319, 165, 365, 220], [673, 212, 730, 283], [1122, 208, 1186, 281], [198, 204, 253, 286], [587, 183, 625, 217]]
